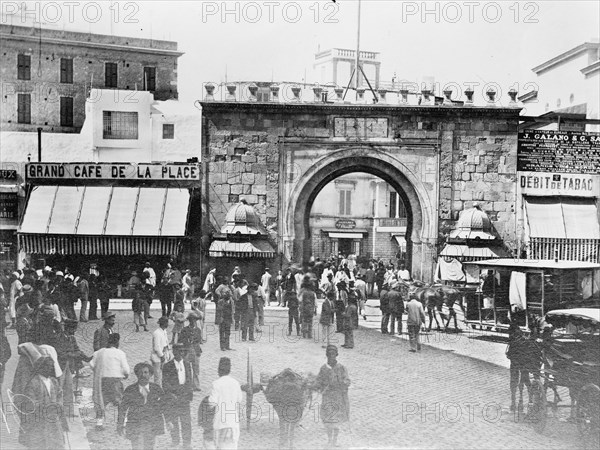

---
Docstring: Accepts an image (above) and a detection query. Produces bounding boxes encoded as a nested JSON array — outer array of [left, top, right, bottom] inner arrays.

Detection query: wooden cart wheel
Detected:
[[530, 379, 547, 434], [577, 383, 600, 446]]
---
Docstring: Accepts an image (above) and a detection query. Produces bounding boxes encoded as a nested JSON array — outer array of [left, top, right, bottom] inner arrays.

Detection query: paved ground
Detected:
[[0, 300, 588, 450]]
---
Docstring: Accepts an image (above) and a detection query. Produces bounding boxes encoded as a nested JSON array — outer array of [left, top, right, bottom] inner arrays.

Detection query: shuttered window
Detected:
[[338, 190, 352, 216], [143, 67, 156, 91], [105, 62, 118, 88], [17, 54, 31, 80], [60, 58, 73, 83], [60, 97, 74, 127], [17, 93, 31, 124]]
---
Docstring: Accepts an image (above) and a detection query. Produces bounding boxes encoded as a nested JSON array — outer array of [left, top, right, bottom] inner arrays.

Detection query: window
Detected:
[[389, 191, 407, 218], [60, 97, 74, 127], [102, 111, 138, 139], [17, 93, 31, 124], [162, 123, 174, 139], [338, 190, 352, 215], [105, 62, 118, 88], [143, 66, 156, 91], [60, 58, 73, 83], [17, 54, 31, 80]]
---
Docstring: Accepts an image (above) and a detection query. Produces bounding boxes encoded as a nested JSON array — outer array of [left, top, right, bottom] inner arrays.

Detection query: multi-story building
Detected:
[[309, 174, 407, 262], [0, 24, 183, 134], [519, 40, 599, 132]]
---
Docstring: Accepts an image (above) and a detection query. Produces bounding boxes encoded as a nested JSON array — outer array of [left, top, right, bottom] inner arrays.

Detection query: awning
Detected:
[[328, 232, 364, 239], [393, 235, 406, 247], [208, 240, 275, 258], [18, 185, 190, 255], [524, 196, 600, 239]]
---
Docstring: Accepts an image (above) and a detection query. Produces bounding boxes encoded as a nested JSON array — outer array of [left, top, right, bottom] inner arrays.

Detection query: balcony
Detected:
[[375, 217, 407, 232]]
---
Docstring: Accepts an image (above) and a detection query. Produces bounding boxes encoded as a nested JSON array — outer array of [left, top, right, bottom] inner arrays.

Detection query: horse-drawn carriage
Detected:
[[463, 259, 600, 332], [526, 308, 600, 444]]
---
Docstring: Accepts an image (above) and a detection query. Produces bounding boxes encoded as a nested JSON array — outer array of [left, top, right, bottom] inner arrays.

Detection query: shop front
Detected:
[[517, 130, 600, 262], [17, 162, 201, 281], [0, 169, 21, 271]]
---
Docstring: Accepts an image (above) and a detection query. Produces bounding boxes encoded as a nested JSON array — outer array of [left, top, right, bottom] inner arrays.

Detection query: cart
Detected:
[[527, 308, 600, 445], [463, 259, 600, 332]]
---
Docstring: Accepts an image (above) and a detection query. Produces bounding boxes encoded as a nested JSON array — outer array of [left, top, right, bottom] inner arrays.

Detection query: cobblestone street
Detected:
[[2, 302, 586, 450]]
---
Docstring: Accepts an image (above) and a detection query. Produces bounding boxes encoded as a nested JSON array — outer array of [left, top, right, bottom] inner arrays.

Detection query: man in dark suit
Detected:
[[93, 311, 116, 351], [117, 362, 166, 449], [162, 343, 193, 448]]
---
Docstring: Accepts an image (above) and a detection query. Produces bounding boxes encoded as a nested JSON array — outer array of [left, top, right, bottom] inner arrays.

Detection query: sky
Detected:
[[2, 1, 599, 104]]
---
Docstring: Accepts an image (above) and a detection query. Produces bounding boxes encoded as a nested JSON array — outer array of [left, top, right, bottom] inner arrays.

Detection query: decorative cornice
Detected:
[[532, 42, 600, 75], [581, 60, 600, 76], [0, 32, 184, 57], [200, 101, 522, 118]]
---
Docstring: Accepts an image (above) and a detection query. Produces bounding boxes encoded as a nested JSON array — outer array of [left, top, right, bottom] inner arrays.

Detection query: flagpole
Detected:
[[355, 0, 362, 100]]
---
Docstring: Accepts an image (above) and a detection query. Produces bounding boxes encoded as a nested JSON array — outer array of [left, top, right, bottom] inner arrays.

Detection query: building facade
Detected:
[[201, 82, 521, 282], [309, 173, 407, 262], [519, 41, 600, 132], [0, 24, 182, 134]]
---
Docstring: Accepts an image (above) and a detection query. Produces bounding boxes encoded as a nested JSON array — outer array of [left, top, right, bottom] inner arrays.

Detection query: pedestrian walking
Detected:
[[208, 357, 243, 450], [9, 271, 23, 328], [276, 269, 284, 306], [299, 276, 317, 339], [312, 345, 351, 448], [117, 362, 166, 449], [143, 262, 157, 290], [365, 265, 375, 298], [20, 356, 68, 449], [215, 289, 234, 351], [178, 311, 203, 391], [132, 291, 148, 332], [78, 273, 90, 322], [354, 275, 367, 320], [342, 296, 358, 349], [260, 268, 272, 306], [203, 268, 217, 299], [335, 281, 348, 333], [239, 283, 258, 341], [163, 343, 194, 449], [320, 285, 336, 344], [151, 316, 172, 386], [379, 283, 391, 334], [93, 311, 116, 351], [387, 282, 405, 335], [286, 287, 300, 337], [90, 333, 130, 430], [406, 295, 426, 352], [182, 269, 193, 305]]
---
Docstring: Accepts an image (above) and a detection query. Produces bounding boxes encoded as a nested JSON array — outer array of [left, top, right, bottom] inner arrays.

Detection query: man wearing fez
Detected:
[[163, 343, 194, 448], [208, 357, 243, 450], [118, 361, 166, 449]]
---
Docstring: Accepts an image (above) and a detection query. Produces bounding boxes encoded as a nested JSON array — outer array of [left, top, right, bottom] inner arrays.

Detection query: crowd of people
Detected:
[[0, 259, 359, 450]]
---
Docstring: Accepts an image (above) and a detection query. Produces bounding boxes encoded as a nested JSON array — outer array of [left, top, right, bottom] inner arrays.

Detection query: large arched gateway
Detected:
[[286, 149, 434, 281], [201, 95, 520, 282]]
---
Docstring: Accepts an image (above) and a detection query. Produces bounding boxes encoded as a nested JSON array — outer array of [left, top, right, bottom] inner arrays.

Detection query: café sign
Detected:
[[335, 219, 356, 229], [26, 163, 200, 181], [518, 171, 600, 197]]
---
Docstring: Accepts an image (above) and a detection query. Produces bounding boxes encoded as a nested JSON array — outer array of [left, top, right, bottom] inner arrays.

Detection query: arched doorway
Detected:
[[285, 150, 436, 281]]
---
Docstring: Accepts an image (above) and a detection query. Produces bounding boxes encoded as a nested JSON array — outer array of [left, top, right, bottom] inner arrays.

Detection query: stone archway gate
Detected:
[[201, 101, 519, 282]]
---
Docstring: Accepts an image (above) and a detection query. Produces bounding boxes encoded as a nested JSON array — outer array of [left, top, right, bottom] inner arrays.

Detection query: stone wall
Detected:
[[1, 24, 180, 133], [202, 101, 520, 281]]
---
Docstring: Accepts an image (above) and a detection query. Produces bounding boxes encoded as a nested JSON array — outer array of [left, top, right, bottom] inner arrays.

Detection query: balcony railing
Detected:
[[376, 218, 407, 228]]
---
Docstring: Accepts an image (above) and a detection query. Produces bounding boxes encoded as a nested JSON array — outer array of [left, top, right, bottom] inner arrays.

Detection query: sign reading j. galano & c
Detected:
[[26, 163, 201, 181]]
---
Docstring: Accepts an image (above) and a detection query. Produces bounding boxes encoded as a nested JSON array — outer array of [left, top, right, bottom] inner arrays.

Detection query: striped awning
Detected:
[[208, 240, 275, 258], [18, 185, 190, 255], [18, 235, 182, 256]]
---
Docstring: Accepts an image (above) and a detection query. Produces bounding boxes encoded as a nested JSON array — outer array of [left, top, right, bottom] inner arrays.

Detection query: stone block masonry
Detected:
[[202, 101, 520, 280]]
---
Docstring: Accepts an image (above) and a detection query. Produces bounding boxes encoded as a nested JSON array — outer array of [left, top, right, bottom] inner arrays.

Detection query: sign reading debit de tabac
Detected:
[[519, 172, 600, 197], [26, 163, 200, 181]]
